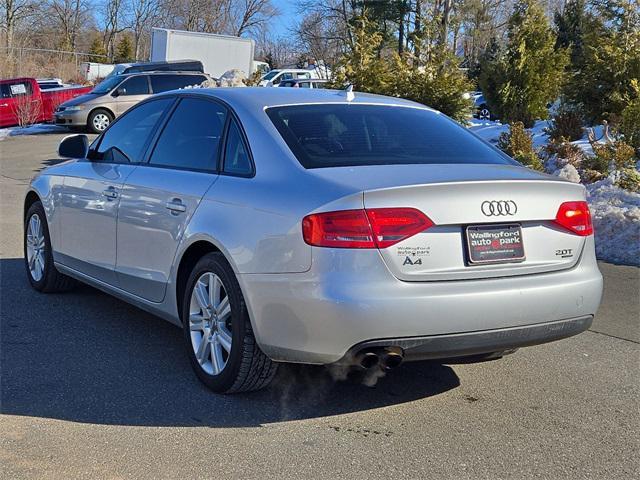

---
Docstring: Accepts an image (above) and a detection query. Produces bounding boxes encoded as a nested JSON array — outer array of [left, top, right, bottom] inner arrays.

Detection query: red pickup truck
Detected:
[[0, 77, 92, 128]]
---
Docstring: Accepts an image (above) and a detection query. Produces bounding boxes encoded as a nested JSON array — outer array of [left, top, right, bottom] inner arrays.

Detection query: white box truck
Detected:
[[151, 28, 257, 78]]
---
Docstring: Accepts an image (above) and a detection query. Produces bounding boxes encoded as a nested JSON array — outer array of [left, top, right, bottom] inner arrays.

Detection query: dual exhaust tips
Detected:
[[354, 347, 404, 371]]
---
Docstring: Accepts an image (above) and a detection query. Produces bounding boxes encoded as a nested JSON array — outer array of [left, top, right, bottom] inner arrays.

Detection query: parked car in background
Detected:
[[54, 71, 211, 133], [105, 59, 204, 79], [278, 78, 329, 89], [258, 69, 317, 87], [25, 88, 602, 394], [0, 77, 92, 128], [472, 92, 495, 120], [79, 62, 116, 82]]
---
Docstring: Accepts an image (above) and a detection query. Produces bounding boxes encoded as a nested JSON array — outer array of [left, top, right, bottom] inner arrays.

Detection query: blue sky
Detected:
[[271, 0, 299, 38]]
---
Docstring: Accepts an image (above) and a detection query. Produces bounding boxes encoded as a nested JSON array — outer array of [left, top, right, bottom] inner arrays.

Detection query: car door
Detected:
[[113, 75, 151, 115], [57, 97, 174, 285], [115, 96, 227, 302]]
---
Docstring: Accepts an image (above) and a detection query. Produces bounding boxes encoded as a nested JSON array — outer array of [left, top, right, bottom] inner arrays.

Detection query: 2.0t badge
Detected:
[[481, 200, 518, 217]]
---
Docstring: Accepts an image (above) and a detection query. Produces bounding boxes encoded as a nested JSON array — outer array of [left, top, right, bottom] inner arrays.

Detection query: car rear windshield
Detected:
[[266, 104, 514, 168]]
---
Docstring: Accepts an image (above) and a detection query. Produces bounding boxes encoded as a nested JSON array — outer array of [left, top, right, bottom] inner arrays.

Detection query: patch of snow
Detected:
[[0, 123, 68, 140], [554, 164, 581, 183], [586, 177, 640, 266]]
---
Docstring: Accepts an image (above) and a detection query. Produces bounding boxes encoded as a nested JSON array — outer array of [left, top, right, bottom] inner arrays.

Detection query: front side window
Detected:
[[267, 104, 516, 169], [119, 76, 149, 96], [149, 97, 226, 172], [150, 75, 207, 93], [223, 119, 252, 176], [96, 98, 173, 162]]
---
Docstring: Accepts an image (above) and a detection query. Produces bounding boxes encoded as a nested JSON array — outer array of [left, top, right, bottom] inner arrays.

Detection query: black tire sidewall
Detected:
[[181, 253, 248, 392], [24, 202, 54, 291], [88, 109, 112, 134]]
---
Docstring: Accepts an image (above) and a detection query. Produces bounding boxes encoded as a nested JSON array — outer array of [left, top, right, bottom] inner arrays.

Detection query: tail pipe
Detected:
[[354, 347, 404, 370]]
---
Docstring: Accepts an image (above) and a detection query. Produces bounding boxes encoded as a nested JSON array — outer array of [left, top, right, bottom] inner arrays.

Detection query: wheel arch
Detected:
[[24, 190, 42, 221], [175, 240, 223, 320]]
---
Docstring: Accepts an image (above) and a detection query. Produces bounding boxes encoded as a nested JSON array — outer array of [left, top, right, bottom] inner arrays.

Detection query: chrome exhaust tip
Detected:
[[380, 347, 404, 370], [355, 351, 380, 369]]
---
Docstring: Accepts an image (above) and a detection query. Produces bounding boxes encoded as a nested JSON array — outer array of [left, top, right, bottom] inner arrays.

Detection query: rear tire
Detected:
[[87, 109, 113, 134], [181, 252, 278, 393], [24, 201, 76, 293]]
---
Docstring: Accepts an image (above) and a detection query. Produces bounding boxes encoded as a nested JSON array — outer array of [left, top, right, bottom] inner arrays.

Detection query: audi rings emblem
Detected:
[[481, 200, 518, 216]]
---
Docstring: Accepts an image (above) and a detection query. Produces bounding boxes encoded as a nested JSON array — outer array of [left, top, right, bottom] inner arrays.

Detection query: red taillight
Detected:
[[302, 208, 433, 248], [554, 201, 593, 236]]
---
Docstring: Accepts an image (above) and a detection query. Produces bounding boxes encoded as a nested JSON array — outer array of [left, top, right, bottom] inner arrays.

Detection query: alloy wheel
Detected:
[[188, 272, 233, 376], [26, 213, 46, 281], [92, 113, 110, 131]]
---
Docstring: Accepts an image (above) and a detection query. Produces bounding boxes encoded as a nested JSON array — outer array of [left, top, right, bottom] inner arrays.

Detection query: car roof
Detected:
[[121, 71, 208, 78], [177, 87, 434, 112]]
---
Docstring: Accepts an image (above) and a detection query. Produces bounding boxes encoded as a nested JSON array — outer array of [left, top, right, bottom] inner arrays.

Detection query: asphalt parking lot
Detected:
[[1, 131, 639, 479]]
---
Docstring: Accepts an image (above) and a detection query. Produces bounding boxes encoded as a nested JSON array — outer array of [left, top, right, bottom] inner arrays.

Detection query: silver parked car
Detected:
[[24, 88, 603, 393]]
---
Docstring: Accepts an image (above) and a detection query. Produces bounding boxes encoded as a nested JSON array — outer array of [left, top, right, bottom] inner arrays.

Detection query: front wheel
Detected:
[[181, 252, 278, 393], [24, 201, 75, 292], [87, 109, 113, 134]]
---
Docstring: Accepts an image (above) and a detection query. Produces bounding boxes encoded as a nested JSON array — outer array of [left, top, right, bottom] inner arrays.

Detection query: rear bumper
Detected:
[[338, 315, 593, 364], [240, 237, 603, 365]]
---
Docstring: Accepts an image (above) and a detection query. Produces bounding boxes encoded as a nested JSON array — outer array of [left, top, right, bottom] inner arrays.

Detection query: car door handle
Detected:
[[102, 187, 118, 200], [0, 103, 8, 107], [166, 199, 186, 213]]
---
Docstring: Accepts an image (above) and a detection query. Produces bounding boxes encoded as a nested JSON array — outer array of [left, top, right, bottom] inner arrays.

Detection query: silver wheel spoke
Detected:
[[195, 334, 210, 365], [217, 327, 232, 353], [194, 281, 210, 312], [189, 314, 205, 331], [211, 337, 224, 374], [209, 273, 221, 308], [217, 296, 231, 321]]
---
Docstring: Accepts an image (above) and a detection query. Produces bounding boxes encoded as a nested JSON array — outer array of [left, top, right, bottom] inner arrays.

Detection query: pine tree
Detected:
[[564, 0, 640, 123], [88, 36, 107, 61], [478, 0, 568, 127], [554, 0, 587, 68], [114, 36, 134, 64], [330, 14, 392, 94]]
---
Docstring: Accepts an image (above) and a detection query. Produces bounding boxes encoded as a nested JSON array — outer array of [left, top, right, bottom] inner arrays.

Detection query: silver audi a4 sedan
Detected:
[[24, 88, 603, 393]]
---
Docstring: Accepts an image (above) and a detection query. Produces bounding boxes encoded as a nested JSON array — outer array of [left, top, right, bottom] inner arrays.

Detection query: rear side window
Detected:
[[150, 75, 207, 93], [96, 98, 173, 162], [120, 76, 149, 95], [1, 81, 32, 98], [149, 97, 226, 172], [266, 104, 514, 169], [223, 119, 252, 176]]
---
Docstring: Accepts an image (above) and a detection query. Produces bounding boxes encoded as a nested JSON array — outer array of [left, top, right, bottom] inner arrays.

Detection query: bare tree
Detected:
[[47, 0, 90, 50], [102, 0, 126, 59], [229, 0, 278, 36], [1, 0, 37, 49], [128, 0, 159, 60]]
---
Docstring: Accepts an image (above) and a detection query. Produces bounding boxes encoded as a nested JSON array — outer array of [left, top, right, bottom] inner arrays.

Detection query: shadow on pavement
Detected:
[[1, 258, 459, 427]]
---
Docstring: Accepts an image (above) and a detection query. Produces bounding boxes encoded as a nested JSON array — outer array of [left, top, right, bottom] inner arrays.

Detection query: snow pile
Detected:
[[554, 164, 581, 183], [586, 178, 640, 265], [218, 69, 247, 87]]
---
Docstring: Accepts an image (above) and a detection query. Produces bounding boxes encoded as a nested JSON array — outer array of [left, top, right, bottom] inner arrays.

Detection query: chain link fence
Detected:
[[0, 47, 108, 82]]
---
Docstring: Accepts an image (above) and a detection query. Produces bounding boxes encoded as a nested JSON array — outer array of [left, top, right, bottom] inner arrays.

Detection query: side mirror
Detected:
[[58, 134, 89, 158], [113, 87, 126, 97]]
